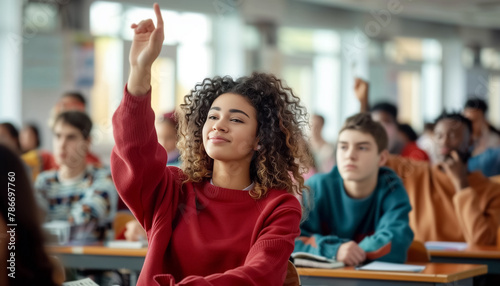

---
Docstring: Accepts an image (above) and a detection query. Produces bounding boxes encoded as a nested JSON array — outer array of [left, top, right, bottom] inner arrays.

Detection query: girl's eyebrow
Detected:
[[209, 107, 250, 118]]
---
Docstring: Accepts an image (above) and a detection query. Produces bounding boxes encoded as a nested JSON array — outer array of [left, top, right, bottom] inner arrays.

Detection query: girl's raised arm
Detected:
[[127, 3, 164, 96]]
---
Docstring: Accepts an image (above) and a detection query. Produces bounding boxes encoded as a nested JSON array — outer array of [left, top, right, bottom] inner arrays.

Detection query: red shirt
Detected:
[[111, 87, 301, 286], [401, 142, 429, 162]]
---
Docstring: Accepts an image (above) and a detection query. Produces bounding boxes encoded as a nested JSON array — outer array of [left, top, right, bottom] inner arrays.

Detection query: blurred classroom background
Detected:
[[1, 0, 499, 165]]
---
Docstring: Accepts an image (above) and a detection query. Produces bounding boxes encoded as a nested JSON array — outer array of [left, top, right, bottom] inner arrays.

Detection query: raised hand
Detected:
[[127, 3, 164, 96], [354, 78, 369, 112]]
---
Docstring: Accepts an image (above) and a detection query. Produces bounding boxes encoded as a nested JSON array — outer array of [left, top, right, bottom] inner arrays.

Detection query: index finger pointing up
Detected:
[[153, 3, 164, 29]]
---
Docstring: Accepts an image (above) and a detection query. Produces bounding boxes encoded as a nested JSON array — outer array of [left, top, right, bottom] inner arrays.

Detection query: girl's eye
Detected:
[[208, 115, 217, 120], [231, 119, 243, 123]]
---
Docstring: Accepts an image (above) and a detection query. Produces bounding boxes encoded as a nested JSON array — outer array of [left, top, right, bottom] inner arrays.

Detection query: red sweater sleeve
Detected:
[[153, 202, 302, 286], [111, 86, 182, 232]]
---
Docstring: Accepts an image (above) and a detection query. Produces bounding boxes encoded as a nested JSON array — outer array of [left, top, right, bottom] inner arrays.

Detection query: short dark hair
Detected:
[[434, 111, 473, 135], [24, 123, 41, 148], [423, 122, 435, 132], [464, 98, 487, 113], [63, 91, 86, 106], [0, 122, 20, 149], [339, 113, 388, 153], [53, 111, 93, 139], [371, 102, 398, 122], [398, 123, 418, 142]]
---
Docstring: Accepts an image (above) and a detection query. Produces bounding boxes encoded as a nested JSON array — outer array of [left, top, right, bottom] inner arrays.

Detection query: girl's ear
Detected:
[[254, 137, 260, 151]]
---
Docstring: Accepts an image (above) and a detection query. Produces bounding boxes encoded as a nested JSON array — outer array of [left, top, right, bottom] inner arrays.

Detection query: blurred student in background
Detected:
[[468, 147, 500, 177], [310, 114, 335, 173], [20, 123, 57, 181], [355, 78, 437, 162], [49, 91, 102, 168], [354, 79, 403, 155], [397, 123, 429, 161], [463, 98, 500, 156], [35, 111, 117, 242], [0, 145, 61, 286], [295, 113, 413, 265], [386, 112, 500, 245], [417, 122, 439, 163], [0, 122, 21, 155], [357, 79, 500, 245], [156, 111, 181, 166]]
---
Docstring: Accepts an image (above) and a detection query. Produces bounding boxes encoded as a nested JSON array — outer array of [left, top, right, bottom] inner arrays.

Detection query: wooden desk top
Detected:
[[47, 245, 148, 257], [297, 263, 487, 283], [428, 245, 500, 259]]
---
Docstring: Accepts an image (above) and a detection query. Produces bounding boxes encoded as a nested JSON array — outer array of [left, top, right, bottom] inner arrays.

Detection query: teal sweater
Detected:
[[295, 166, 413, 263]]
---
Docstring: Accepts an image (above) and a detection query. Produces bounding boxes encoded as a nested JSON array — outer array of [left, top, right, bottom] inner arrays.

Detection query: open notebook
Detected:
[[291, 252, 344, 269]]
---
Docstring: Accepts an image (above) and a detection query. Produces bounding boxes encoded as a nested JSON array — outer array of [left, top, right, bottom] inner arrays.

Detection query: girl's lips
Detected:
[[209, 136, 229, 143]]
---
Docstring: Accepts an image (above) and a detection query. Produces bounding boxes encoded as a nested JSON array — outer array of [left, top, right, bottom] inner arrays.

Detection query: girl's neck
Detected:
[[211, 160, 252, 190]]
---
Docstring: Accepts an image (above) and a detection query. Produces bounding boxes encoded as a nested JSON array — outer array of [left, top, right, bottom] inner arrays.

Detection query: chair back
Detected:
[[491, 175, 500, 184], [284, 260, 301, 286], [113, 211, 135, 239], [406, 240, 430, 262], [497, 226, 500, 248], [49, 255, 66, 285]]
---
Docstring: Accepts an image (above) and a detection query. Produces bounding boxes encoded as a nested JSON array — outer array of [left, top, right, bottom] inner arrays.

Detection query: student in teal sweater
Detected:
[[295, 113, 414, 265]]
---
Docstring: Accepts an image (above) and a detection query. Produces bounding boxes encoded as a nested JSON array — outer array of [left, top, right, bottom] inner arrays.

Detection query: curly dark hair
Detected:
[[178, 72, 312, 200]]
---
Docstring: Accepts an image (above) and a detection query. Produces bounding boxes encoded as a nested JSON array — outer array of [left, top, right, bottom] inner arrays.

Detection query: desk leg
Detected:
[[129, 271, 138, 286]]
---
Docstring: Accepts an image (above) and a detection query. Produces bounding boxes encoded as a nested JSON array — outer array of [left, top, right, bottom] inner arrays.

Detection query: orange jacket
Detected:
[[386, 155, 500, 245]]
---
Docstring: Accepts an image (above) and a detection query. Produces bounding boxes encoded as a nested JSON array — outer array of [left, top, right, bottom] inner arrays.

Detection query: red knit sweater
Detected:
[[111, 87, 301, 286]]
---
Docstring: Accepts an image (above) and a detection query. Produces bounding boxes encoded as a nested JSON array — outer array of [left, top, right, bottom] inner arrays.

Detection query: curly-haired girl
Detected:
[[111, 4, 311, 285]]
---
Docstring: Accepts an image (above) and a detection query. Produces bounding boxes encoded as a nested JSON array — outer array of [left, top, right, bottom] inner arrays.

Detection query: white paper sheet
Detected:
[[425, 241, 468, 251], [357, 261, 426, 272], [63, 278, 99, 286]]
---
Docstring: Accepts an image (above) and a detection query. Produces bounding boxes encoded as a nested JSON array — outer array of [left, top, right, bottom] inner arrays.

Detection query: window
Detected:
[[89, 1, 213, 144]]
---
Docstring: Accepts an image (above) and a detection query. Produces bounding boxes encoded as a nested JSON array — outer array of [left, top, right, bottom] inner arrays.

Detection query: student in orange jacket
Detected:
[[385, 112, 500, 245], [355, 79, 500, 245]]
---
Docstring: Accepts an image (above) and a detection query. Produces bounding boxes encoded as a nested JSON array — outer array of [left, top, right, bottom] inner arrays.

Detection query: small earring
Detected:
[[256, 145, 261, 151]]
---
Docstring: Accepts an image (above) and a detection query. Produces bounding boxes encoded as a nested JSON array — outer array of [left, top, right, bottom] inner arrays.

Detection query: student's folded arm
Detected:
[[295, 195, 347, 259], [111, 86, 182, 231], [294, 233, 348, 260], [453, 183, 500, 245], [358, 187, 414, 263], [153, 206, 302, 286], [77, 171, 119, 224]]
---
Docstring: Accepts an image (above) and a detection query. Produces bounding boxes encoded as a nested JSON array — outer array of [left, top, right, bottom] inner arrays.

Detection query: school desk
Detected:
[[297, 263, 487, 286], [429, 245, 500, 274]]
